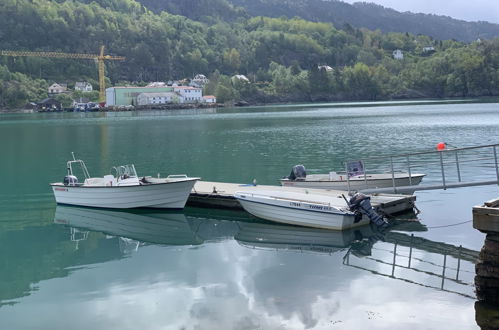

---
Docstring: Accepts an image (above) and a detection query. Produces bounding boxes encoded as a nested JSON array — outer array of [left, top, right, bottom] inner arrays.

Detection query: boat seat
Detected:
[[84, 177, 107, 186]]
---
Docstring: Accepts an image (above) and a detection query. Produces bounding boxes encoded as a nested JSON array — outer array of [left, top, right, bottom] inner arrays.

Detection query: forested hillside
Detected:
[[0, 0, 498, 108], [140, 0, 499, 42]]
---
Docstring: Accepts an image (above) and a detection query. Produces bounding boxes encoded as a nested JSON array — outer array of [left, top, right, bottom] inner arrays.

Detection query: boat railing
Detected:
[[344, 143, 499, 194], [167, 174, 189, 179], [67, 159, 90, 180]]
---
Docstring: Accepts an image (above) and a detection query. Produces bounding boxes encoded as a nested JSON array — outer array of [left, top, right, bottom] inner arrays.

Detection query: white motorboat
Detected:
[[280, 164, 425, 191], [50, 155, 199, 209], [234, 190, 382, 230]]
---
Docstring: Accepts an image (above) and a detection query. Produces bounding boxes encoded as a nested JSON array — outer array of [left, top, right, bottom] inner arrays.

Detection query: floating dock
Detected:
[[188, 181, 416, 216]]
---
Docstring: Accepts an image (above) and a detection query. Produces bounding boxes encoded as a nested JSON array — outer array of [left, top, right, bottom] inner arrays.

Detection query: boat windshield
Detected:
[[67, 159, 90, 179], [112, 164, 137, 178]]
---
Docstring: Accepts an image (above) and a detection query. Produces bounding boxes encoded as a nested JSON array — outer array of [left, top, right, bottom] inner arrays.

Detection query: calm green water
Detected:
[[1, 101, 499, 329]]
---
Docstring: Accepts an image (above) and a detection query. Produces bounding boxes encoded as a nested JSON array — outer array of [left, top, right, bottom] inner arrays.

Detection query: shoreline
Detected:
[[1, 96, 498, 114]]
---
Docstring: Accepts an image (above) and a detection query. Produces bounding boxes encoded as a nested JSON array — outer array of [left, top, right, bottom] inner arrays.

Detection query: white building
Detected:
[[203, 95, 217, 103], [423, 46, 435, 53], [190, 74, 209, 88], [146, 82, 167, 87], [392, 49, 404, 60], [48, 83, 67, 95], [172, 86, 203, 103], [136, 92, 183, 106], [318, 65, 333, 72], [74, 82, 93, 92], [232, 74, 250, 83]]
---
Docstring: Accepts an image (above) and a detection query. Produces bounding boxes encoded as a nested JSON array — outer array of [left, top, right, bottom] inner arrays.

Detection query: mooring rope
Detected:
[[425, 219, 472, 229]]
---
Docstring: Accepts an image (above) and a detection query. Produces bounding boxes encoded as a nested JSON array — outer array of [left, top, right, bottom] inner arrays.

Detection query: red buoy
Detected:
[[437, 142, 446, 151]]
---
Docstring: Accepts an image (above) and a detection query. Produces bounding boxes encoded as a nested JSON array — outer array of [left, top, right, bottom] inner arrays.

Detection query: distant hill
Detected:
[[136, 0, 245, 22], [224, 0, 499, 42], [130, 0, 499, 42]]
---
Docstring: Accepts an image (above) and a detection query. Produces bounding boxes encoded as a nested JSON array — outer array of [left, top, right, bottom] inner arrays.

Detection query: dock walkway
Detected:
[[189, 181, 416, 216]]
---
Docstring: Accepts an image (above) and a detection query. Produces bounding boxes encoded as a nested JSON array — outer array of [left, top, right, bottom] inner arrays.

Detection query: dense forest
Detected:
[[228, 0, 499, 42], [0, 0, 498, 108]]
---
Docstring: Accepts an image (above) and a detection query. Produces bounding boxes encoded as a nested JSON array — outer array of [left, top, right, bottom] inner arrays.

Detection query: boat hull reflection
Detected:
[[54, 205, 204, 246], [235, 221, 377, 253]]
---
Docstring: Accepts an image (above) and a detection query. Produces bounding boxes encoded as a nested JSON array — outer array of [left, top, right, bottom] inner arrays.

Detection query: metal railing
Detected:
[[343, 143, 499, 194]]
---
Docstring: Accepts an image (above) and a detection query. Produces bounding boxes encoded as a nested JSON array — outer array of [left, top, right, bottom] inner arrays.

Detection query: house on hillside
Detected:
[[48, 83, 67, 95], [392, 49, 404, 60], [146, 82, 167, 87], [190, 74, 209, 88], [232, 74, 250, 83], [423, 46, 435, 53], [318, 65, 333, 72], [74, 82, 93, 92]]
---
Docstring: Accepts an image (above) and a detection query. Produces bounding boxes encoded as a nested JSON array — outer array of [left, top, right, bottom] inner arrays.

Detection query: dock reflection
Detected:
[[53, 206, 479, 299], [342, 230, 478, 299]]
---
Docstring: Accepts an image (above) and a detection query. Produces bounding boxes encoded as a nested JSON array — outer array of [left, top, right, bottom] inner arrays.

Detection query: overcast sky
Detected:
[[341, 0, 499, 24]]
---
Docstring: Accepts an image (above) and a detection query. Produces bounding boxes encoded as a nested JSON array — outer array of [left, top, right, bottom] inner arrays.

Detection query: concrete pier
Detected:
[[189, 180, 417, 216], [473, 198, 499, 305]]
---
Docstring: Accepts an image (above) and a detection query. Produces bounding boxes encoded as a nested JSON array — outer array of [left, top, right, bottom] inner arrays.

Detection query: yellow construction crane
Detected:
[[0, 46, 125, 103]]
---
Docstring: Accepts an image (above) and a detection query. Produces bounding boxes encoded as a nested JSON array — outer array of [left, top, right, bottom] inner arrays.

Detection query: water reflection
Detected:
[[54, 206, 204, 249], [52, 206, 478, 300], [0, 205, 480, 328]]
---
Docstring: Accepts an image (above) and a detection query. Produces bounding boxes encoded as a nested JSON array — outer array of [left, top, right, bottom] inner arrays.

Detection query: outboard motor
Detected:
[[348, 193, 388, 229], [287, 165, 307, 181], [63, 175, 78, 186]]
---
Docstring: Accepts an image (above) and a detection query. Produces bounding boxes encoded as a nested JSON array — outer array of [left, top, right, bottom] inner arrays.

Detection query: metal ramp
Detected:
[[343, 143, 499, 194]]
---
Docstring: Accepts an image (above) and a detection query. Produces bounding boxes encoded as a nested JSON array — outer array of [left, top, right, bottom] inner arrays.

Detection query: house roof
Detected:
[[108, 86, 173, 89], [203, 95, 216, 99], [49, 83, 66, 89], [173, 86, 201, 90], [145, 82, 167, 87], [233, 74, 249, 81]]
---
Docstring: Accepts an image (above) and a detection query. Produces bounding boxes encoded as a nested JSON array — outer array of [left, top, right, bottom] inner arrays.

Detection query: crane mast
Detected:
[[0, 46, 125, 103]]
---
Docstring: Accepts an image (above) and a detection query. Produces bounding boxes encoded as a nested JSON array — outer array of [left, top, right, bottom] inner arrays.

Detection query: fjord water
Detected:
[[1, 101, 499, 329]]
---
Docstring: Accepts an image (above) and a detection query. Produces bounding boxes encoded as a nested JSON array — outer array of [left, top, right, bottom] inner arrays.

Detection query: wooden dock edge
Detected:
[[472, 197, 499, 305], [473, 199, 499, 233], [188, 181, 417, 216]]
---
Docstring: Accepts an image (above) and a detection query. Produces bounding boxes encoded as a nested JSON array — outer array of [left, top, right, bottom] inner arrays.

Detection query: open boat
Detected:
[[234, 190, 386, 230], [280, 163, 425, 191], [50, 155, 199, 209]]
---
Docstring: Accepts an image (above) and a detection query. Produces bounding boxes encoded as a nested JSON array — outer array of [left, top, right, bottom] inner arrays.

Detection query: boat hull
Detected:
[[51, 179, 197, 209], [235, 192, 369, 231], [280, 173, 425, 191]]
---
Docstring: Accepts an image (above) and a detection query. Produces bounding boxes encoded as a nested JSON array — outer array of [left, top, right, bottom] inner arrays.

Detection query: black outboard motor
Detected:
[[287, 165, 307, 181], [348, 193, 388, 229], [63, 175, 78, 186]]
